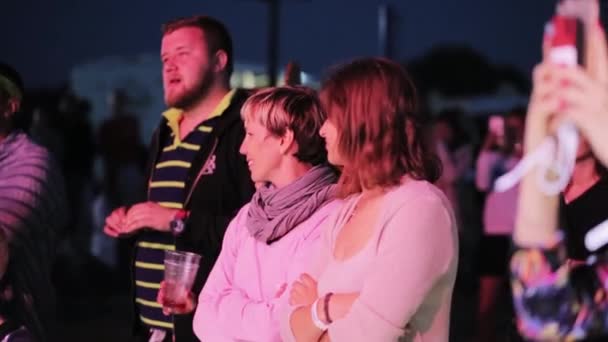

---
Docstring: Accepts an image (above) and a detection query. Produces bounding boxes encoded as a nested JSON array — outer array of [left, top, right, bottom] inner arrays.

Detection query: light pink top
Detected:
[[281, 179, 458, 342], [475, 150, 520, 235], [193, 200, 341, 342]]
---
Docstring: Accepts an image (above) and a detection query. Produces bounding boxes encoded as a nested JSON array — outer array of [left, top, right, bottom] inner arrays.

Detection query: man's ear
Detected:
[[214, 50, 228, 74]]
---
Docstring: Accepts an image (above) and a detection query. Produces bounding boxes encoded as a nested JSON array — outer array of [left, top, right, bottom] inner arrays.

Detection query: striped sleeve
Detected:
[[0, 142, 67, 249]]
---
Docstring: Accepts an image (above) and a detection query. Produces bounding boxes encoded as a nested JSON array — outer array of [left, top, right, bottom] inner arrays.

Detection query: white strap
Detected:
[[494, 121, 608, 252], [585, 220, 608, 252], [310, 298, 329, 331], [494, 121, 579, 195]]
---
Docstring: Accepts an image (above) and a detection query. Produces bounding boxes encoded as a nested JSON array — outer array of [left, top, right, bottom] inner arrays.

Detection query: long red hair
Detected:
[[320, 58, 441, 197]]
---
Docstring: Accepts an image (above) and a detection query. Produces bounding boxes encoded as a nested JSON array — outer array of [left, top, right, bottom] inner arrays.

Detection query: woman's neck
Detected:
[[358, 174, 409, 199], [359, 186, 386, 204], [270, 160, 313, 188], [564, 158, 601, 204]]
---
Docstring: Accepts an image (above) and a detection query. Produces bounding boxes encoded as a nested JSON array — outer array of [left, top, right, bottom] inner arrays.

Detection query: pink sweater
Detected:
[[193, 200, 341, 341], [281, 179, 458, 341]]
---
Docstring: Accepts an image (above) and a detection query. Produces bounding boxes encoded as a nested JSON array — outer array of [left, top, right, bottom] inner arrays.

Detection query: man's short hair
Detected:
[[162, 15, 234, 79], [0, 63, 24, 102]]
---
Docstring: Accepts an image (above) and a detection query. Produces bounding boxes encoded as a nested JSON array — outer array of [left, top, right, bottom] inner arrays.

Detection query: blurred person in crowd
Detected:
[[433, 108, 473, 221], [29, 101, 65, 163], [103, 16, 255, 342], [92, 89, 147, 281], [55, 90, 96, 261], [0, 63, 68, 341], [98, 88, 147, 209], [283, 58, 458, 341], [474, 108, 525, 342]]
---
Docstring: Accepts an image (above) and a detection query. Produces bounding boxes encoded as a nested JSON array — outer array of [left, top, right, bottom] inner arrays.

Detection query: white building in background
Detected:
[[70, 53, 318, 142]]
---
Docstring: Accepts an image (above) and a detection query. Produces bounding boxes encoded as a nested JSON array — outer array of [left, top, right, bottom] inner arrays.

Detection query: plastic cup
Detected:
[[163, 250, 201, 309]]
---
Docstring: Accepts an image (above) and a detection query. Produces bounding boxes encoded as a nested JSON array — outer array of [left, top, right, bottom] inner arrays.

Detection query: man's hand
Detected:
[[123, 202, 177, 234], [104, 206, 127, 238], [157, 281, 196, 315]]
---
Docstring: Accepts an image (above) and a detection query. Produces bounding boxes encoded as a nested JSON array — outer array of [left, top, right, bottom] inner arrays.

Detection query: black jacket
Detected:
[[134, 89, 255, 341]]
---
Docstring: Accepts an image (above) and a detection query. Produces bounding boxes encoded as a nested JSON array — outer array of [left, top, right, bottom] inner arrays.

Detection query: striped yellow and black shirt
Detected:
[[134, 90, 235, 331]]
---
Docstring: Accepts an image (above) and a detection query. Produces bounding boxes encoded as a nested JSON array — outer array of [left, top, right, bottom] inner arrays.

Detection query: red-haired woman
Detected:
[[282, 58, 459, 341]]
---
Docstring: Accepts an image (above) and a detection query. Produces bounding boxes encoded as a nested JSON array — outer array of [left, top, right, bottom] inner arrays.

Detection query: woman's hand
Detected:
[[289, 273, 318, 307], [552, 0, 608, 165], [556, 66, 608, 166], [514, 0, 608, 246], [523, 63, 563, 152]]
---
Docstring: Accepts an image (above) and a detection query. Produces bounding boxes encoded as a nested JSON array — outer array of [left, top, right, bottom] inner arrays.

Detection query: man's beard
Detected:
[[167, 68, 215, 110]]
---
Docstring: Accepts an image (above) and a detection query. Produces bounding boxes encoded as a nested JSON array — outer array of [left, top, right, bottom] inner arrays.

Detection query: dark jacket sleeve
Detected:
[[179, 121, 254, 285]]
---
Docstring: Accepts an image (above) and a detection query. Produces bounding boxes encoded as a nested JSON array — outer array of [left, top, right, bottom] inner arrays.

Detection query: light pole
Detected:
[[247, 0, 280, 86], [247, 0, 308, 85]]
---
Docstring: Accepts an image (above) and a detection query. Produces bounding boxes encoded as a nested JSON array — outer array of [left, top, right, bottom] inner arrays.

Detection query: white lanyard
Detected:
[[491, 120, 608, 252], [494, 121, 579, 195]]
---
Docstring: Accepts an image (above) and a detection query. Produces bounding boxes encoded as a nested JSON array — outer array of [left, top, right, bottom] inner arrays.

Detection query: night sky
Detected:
[[2, 0, 555, 88]]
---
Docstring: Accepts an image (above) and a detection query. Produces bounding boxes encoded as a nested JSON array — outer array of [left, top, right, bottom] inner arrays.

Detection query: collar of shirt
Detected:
[[161, 89, 236, 141]]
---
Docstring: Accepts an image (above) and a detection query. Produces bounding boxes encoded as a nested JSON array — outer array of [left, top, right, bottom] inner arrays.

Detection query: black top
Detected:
[[561, 178, 608, 261]]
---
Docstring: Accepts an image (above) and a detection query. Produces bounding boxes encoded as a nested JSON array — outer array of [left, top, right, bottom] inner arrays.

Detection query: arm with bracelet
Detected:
[[288, 292, 358, 341]]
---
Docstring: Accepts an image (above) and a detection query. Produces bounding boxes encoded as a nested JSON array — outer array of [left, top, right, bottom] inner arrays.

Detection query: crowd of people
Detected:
[[1, 0, 608, 341]]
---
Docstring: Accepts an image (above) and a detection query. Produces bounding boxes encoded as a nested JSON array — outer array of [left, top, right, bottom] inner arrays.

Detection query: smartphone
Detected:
[[545, 8, 585, 67]]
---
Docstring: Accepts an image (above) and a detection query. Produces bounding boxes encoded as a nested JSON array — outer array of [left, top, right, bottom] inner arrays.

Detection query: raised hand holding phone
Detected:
[[508, 0, 608, 248]]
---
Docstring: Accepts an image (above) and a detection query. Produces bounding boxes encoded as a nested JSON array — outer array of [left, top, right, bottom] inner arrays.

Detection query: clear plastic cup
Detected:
[[163, 250, 201, 309]]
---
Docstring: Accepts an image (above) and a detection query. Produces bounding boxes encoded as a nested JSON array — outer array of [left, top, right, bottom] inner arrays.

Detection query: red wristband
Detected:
[[174, 209, 189, 220]]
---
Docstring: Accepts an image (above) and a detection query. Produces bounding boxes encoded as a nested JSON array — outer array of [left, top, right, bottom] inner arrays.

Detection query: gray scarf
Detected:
[[247, 165, 337, 244]]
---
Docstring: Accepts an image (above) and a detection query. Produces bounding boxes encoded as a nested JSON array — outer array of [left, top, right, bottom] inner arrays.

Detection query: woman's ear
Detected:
[[279, 129, 296, 155]]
